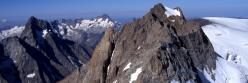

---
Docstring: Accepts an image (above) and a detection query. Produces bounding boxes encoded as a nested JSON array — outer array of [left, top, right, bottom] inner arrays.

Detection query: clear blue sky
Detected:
[[0, 0, 248, 21]]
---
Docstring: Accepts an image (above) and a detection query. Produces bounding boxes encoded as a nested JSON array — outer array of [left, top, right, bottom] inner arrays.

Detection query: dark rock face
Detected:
[[0, 17, 91, 83], [82, 28, 115, 83], [60, 28, 115, 83], [190, 19, 213, 27], [0, 42, 22, 83], [0, 43, 3, 56], [61, 3, 216, 83]]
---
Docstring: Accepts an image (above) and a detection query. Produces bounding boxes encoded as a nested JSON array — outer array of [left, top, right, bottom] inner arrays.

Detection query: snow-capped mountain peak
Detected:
[[73, 17, 114, 31], [164, 6, 181, 17], [55, 15, 117, 36], [0, 26, 25, 40], [0, 15, 121, 42], [53, 15, 121, 49]]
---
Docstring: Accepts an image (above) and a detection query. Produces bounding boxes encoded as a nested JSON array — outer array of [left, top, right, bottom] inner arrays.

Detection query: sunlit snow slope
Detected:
[[0, 26, 25, 40], [202, 17, 248, 83]]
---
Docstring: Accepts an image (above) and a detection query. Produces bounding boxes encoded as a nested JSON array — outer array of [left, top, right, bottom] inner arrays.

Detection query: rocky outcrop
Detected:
[[60, 28, 115, 83], [0, 16, 91, 83], [82, 28, 115, 83], [61, 3, 216, 83], [0, 42, 22, 83]]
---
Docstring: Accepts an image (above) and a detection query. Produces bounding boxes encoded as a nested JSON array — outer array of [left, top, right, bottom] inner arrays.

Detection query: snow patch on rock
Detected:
[[164, 5, 181, 17], [171, 20, 175, 22], [13, 60, 17, 63], [42, 29, 48, 38], [113, 80, 117, 83], [27, 72, 35, 78], [129, 67, 142, 83], [137, 46, 141, 50], [111, 49, 116, 61], [123, 62, 131, 71], [107, 65, 110, 71]]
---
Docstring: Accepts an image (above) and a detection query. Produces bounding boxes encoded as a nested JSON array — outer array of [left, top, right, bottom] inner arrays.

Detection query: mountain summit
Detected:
[[61, 3, 217, 83], [0, 16, 91, 83]]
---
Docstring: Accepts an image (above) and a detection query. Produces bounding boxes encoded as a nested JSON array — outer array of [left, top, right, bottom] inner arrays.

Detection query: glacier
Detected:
[[202, 17, 248, 83], [0, 26, 25, 40]]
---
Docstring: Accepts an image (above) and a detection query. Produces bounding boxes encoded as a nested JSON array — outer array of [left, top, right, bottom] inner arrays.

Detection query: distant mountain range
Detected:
[[0, 15, 122, 48], [0, 14, 121, 83]]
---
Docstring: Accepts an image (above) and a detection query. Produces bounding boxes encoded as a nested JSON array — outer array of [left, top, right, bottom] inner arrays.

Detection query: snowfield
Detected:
[[26, 72, 36, 78], [164, 4, 181, 17], [0, 16, 119, 41], [202, 17, 248, 83], [130, 67, 142, 83], [0, 26, 25, 40], [57, 17, 115, 37]]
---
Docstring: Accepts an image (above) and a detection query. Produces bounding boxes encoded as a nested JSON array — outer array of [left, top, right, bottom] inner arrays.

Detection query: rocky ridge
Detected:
[[61, 3, 217, 83], [0, 16, 91, 83]]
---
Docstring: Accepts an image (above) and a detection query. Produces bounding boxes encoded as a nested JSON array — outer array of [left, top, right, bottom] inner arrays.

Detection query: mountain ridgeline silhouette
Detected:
[[60, 3, 217, 83]]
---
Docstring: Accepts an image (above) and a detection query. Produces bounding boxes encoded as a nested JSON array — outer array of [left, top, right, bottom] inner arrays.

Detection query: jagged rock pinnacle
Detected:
[[150, 3, 166, 17], [60, 3, 216, 83]]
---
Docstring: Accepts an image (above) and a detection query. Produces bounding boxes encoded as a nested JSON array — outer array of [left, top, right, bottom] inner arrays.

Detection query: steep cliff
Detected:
[[61, 3, 217, 83]]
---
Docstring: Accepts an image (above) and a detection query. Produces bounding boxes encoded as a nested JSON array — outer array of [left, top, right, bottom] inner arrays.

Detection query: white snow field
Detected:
[[129, 67, 142, 83], [202, 17, 248, 83], [164, 6, 181, 17], [26, 72, 36, 78], [57, 17, 115, 37], [0, 17, 116, 40], [0, 26, 25, 40]]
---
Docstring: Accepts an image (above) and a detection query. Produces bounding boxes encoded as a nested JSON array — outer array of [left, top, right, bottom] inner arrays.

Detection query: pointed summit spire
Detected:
[[29, 16, 38, 21], [26, 16, 39, 27], [150, 3, 166, 17], [174, 7, 186, 20]]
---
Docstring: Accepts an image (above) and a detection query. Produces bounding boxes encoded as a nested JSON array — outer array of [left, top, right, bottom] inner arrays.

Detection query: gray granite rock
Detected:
[[61, 3, 216, 83], [0, 16, 91, 83]]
